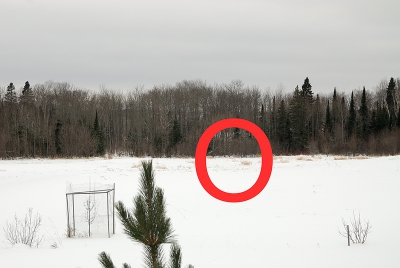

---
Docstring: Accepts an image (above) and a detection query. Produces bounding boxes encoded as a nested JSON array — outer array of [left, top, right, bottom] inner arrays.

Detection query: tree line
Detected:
[[0, 78, 399, 158]]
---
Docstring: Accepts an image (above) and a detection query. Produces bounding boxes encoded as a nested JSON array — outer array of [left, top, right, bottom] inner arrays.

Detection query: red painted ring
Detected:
[[195, 118, 273, 202]]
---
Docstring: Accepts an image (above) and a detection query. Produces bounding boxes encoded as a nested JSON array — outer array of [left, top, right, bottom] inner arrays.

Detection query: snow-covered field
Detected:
[[0, 155, 399, 267]]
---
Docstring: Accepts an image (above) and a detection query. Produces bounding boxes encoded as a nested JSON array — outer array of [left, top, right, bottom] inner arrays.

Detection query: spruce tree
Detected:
[[277, 100, 291, 152], [301, 77, 314, 103], [340, 96, 346, 140], [371, 101, 389, 135], [300, 77, 314, 144], [93, 111, 105, 155], [99, 160, 188, 268], [332, 88, 340, 137], [259, 104, 267, 134], [289, 86, 307, 152], [55, 120, 63, 155], [5, 82, 17, 103], [332, 88, 337, 121], [313, 94, 322, 140], [20, 81, 34, 104], [370, 109, 378, 136], [277, 100, 287, 149], [270, 96, 277, 140], [233, 128, 240, 139], [358, 87, 369, 140], [325, 100, 333, 136], [397, 107, 400, 128], [168, 117, 182, 154], [386, 77, 397, 130], [347, 91, 356, 138], [376, 101, 389, 132], [154, 135, 163, 156], [128, 128, 138, 155]]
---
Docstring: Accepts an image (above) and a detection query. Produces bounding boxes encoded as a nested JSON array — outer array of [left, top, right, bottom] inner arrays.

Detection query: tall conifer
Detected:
[[358, 87, 369, 140], [168, 117, 182, 155], [5, 83, 17, 103], [93, 110, 105, 155], [20, 81, 34, 104], [325, 101, 333, 135], [347, 91, 356, 138], [289, 86, 307, 152], [386, 77, 397, 130]]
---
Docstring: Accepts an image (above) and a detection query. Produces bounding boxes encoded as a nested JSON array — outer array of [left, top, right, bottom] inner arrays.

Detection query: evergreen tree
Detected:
[[376, 101, 389, 132], [370, 109, 377, 135], [168, 117, 182, 154], [233, 113, 241, 139], [289, 86, 307, 152], [371, 101, 389, 135], [277, 100, 286, 142], [207, 137, 215, 155], [93, 110, 105, 155], [332, 87, 338, 120], [277, 99, 290, 151], [325, 100, 333, 136], [233, 127, 240, 139], [340, 96, 347, 141], [154, 135, 163, 156], [5, 82, 18, 103], [386, 77, 397, 130], [259, 104, 266, 134], [55, 120, 63, 155], [312, 94, 323, 140], [20, 81, 34, 104], [347, 91, 356, 138], [301, 77, 314, 143], [99, 160, 187, 268], [269, 96, 277, 140], [301, 77, 314, 103], [397, 107, 400, 128], [23, 81, 30, 95], [331, 87, 341, 136], [358, 87, 369, 140], [127, 128, 138, 155]]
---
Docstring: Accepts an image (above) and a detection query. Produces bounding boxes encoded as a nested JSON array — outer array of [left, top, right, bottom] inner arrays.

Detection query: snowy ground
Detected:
[[0, 155, 399, 268]]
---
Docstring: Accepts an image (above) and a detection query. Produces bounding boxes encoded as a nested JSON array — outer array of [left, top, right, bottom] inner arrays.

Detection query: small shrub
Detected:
[[3, 208, 44, 247], [339, 212, 371, 244]]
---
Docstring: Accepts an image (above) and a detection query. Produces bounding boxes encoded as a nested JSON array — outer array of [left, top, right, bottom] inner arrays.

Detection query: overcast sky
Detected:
[[1, 0, 399, 95]]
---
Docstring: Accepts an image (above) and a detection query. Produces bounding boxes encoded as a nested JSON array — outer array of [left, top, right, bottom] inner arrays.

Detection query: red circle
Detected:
[[195, 118, 273, 202]]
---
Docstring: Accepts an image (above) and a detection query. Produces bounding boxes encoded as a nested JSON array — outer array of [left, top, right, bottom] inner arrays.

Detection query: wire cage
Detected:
[[66, 181, 115, 238]]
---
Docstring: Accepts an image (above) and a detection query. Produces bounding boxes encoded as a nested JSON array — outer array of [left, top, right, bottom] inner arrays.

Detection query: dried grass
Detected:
[[296, 156, 313, 161], [334, 155, 369, 160], [352, 155, 369, 160], [132, 163, 142, 168], [274, 156, 289, 163], [156, 164, 168, 170]]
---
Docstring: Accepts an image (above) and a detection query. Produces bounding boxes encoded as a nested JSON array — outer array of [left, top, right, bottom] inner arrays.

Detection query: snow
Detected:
[[0, 155, 399, 267]]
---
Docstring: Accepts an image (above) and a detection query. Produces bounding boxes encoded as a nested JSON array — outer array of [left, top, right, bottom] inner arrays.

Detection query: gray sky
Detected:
[[1, 0, 399, 95]]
